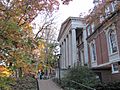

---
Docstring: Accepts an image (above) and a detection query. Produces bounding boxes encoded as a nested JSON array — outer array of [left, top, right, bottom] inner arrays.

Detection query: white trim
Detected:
[[93, 58, 120, 68], [91, 23, 95, 32], [87, 25, 90, 36], [105, 2, 115, 18], [109, 30, 118, 54], [105, 24, 119, 56], [95, 62, 111, 68], [90, 40, 97, 63], [89, 40, 97, 67], [100, 15, 104, 23], [111, 63, 119, 74]]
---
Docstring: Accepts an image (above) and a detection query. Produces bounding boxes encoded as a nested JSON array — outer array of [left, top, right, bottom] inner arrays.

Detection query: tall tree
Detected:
[[0, 0, 60, 77]]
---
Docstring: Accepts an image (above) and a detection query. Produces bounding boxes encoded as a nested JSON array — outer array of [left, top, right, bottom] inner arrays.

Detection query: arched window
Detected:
[[90, 42, 96, 62], [109, 30, 117, 53]]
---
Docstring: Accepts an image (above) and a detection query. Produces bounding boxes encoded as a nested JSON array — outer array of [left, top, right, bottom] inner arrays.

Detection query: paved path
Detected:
[[38, 79, 63, 90]]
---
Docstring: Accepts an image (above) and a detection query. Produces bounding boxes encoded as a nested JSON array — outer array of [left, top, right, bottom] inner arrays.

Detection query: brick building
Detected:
[[86, 0, 120, 83]]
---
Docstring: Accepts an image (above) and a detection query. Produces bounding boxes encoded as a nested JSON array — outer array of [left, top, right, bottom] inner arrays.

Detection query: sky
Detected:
[[56, 0, 94, 25], [33, 0, 94, 37], [54, 0, 94, 36]]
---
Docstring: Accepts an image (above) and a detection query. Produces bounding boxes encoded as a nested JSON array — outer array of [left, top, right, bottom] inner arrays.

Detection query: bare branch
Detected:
[[34, 13, 55, 39]]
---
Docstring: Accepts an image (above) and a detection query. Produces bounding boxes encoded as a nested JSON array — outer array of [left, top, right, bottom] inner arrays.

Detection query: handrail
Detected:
[[70, 80, 96, 90], [64, 80, 96, 90]]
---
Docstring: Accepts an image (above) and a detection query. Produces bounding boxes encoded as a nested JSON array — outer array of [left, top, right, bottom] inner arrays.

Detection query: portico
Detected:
[[58, 17, 86, 70]]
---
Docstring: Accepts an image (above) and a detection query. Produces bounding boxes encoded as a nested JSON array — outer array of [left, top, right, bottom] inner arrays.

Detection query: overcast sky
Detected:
[[33, 0, 94, 35], [57, 0, 94, 24]]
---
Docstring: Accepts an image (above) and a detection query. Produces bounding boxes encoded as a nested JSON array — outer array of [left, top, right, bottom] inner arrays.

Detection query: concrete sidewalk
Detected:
[[38, 79, 63, 90]]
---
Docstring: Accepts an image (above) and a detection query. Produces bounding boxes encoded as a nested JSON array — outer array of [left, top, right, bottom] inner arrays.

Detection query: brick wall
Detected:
[[101, 70, 112, 83], [111, 73, 120, 81], [95, 35, 103, 65], [95, 31, 109, 65], [116, 12, 120, 56], [99, 31, 109, 63], [94, 70, 112, 83]]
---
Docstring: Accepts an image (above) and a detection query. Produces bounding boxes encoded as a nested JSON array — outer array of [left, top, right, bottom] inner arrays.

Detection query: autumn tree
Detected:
[[0, 0, 60, 78], [85, 0, 120, 25], [0, 0, 71, 89]]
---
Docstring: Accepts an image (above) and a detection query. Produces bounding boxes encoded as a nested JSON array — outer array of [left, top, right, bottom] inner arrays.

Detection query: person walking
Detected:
[[41, 70, 44, 79], [38, 70, 44, 79], [38, 70, 41, 79]]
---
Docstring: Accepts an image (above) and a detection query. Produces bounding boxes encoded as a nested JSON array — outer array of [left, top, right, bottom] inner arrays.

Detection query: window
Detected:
[[79, 34, 83, 44], [105, 2, 115, 17], [100, 15, 104, 23], [109, 30, 118, 54], [90, 42, 96, 62], [105, 5, 111, 17], [112, 63, 119, 73], [91, 23, 95, 32], [87, 25, 91, 36]]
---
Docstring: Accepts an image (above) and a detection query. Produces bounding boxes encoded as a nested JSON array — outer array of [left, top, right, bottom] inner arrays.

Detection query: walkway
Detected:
[[38, 79, 63, 90]]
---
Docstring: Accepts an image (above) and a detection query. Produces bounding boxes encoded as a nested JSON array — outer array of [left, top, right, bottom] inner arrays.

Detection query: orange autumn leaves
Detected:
[[0, 65, 12, 77]]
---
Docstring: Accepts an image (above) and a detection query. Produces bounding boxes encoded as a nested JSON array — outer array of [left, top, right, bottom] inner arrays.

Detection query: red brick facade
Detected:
[[86, 1, 120, 83], [95, 31, 109, 65], [116, 12, 120, 56]]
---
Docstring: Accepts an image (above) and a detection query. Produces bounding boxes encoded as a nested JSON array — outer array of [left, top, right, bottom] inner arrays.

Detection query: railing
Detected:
[[62, 80, 96, 90]]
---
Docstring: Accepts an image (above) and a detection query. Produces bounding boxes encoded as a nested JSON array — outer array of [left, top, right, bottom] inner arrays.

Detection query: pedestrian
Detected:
[[41, 70, 44, 79], [38, 70, 42, 79]]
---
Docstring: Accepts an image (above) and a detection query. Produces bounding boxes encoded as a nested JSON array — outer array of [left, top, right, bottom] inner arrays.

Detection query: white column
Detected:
[[68, 32, 72, 66], [81, 50, 84, 66], [71, 29, 77, 65], [60, 43, 64, 69], [66, 36, 68, 68], [83, 28, 88, 65], [63, 40, 66, 68]]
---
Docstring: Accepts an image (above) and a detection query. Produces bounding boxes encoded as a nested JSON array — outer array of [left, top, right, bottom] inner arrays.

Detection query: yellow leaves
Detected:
[[0, 65, 12, 77], [16, 60, 24, 68], [38, 42, 45, 49], [38, 63, 44, 70], [23, 64, 32, 74], [24, 24, 33, 31]]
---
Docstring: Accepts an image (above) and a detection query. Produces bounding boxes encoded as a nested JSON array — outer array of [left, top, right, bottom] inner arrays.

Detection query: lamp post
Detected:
[[57, 54, 61, 84]]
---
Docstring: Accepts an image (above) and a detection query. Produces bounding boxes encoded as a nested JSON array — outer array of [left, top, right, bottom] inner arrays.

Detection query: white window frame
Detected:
[[111, 2, 115, 12], [105, 5, 111, 17], [90, 41, 97, 63], [105, 2, 115, 18], [112, 63, 119, 74], [100, 15, 104, 23], [108, 29, 118, 55], [87, 25, 91, 36], [91, 23, 95, 32]]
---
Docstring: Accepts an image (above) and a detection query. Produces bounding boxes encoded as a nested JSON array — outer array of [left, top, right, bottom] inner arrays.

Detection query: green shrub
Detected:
[[95, 81, 120, 90], [0, 77, 15, 90], [11, 75, 37, 90], [61, 66, 100, 90]]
